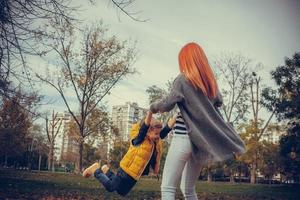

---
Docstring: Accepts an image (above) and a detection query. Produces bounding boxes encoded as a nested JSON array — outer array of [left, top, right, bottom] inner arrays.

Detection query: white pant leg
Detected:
[[161, 134, 193, 200], [180, 153, 203, 200]]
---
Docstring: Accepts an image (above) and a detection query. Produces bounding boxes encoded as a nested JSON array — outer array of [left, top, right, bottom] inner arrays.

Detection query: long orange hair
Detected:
[[178, 42, 218, 99]]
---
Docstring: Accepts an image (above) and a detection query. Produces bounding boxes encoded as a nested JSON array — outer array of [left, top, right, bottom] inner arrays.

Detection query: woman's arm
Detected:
[[150, 76, 183, 113]]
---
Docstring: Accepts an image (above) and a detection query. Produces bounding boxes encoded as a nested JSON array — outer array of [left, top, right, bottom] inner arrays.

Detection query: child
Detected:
[[82, 111, 176, 196]]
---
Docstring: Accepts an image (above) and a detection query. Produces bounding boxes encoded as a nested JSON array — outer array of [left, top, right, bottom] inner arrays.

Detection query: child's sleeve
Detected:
[[131, 122, 149, 146], [160, 124, 172, 139]]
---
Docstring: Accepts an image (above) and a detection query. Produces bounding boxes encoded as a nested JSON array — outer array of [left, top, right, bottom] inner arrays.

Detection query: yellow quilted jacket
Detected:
[[120, 123, 163, 180]]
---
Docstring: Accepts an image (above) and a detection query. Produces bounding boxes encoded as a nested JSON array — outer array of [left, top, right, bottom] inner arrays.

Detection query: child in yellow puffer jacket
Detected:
[[83, 111, 176, 196]]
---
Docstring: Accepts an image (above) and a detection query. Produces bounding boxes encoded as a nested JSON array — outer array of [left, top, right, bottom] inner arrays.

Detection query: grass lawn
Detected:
[[0, 169, 298, 200]]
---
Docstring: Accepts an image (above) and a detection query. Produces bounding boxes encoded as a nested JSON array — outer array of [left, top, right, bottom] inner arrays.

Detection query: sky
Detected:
[[32, 0, 300, 118]]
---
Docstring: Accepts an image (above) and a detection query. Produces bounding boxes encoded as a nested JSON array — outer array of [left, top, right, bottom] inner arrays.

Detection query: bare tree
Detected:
[[109, 0, 148, 22], [26, 123, 49, 171], [246, 72, 276, 184], [213, 53, 252, 125], [0, 0, 142, 96], [0, 0, 77, 92], [209, 53, 252, 183], [37, 21, 136, 172], [236, 71, 277, 184], [45, 110, 63, 172]]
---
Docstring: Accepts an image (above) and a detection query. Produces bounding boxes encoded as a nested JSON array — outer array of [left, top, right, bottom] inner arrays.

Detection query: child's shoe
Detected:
[[101, 164, 109, 174], [82, 163, 100, 178]]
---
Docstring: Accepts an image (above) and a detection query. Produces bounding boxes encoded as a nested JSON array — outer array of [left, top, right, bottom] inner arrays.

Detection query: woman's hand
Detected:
[[150, 104, 158, 114]]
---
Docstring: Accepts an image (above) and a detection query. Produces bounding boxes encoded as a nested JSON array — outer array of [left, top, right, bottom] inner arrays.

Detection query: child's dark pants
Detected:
[[94, 168, 136, 196]]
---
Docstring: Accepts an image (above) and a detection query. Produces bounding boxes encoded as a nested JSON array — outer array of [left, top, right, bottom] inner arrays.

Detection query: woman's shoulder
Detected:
[[171, 74, 185, 91], [175, 73, 184, 80], [173, 74, 192, 89], [173, 74, 186, 84]]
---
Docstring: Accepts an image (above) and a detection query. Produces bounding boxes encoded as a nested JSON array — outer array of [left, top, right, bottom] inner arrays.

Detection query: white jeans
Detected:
[[161, 134, 203, 200]]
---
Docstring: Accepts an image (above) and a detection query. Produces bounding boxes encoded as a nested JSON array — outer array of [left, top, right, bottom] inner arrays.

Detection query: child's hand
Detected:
[[167, 114, 177, 128]]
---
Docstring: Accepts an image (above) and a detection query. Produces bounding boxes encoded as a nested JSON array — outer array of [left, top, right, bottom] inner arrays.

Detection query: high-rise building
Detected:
[[111, 102, 147, 141]]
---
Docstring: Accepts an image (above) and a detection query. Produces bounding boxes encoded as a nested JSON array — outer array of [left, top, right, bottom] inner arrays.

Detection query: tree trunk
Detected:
[[48, 144, 55, 172], [27, 153, 31, 170], [38, 153, 42, 171], [76, 141, 84, 173], [207, 169, 213, 183], [47, 153, 50, 170], [4, 155, 8, 167], [230, 169, 235, 183], [250, 163, 257, 184], [28, 139, 35, 170], [52, 158, 55, 172]]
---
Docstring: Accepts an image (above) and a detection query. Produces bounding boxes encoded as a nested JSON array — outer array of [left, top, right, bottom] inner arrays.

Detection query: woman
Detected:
[[150, 42, 246, 200]]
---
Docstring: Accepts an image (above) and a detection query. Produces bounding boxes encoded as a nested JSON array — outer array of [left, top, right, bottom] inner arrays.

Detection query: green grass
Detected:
[[0, 169, 298, 200]]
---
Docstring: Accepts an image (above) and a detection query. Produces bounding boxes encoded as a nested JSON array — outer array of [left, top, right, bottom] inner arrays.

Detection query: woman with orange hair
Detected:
[[150, 42, 246, 200]]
